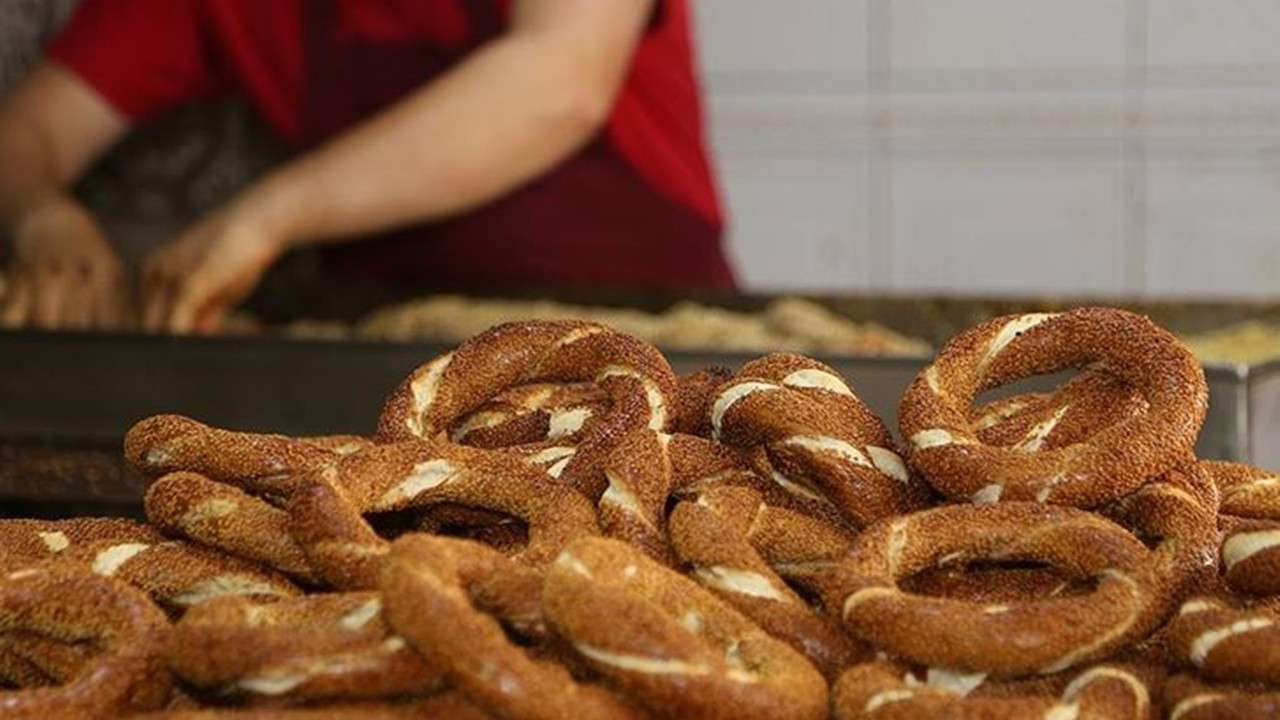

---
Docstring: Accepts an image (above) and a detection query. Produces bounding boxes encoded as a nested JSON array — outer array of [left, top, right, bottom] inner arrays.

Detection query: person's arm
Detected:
[[142, 0, 656, 333], [0, 63, 131, 329]]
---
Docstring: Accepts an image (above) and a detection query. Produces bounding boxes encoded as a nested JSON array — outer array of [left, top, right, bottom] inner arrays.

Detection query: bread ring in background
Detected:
[[1200, 460, 1280, 521], [145, 471, 316, 581], [378, 320, 677, 499], [710, 352, 929, 529], [124, 414, 340, 495], [969, 369, 1148, 452], [667, 485, 864, 679], [837, 502, 1164, 677], [543, 536, 829, 720], [899, 307, 1208, 507], [1163, 596, 1280, 686], [380, 534, 649, 720], [166, 592, 443, 703], [1163, 672, 1280, 720], [1219, 517, 1280, 597], [832, 660, 1154, 720], [0, 563, 171, 718]]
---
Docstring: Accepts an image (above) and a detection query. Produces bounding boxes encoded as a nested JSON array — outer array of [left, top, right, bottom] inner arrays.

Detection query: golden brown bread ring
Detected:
[[377, 320, 677, 499], [666, 485, 864, 679], [380, 534, 649, 720], [837, 502, 1164, 677], [1164, 673, 1280, 720], [0, 563, 171, 718], [450, 382, 609, 448], [710, 353, 930, 528], [343, 440, 601, 569], [127, 692, 496, 720], [0, 635, 54, 688], [670, 365, 734, 437], [124, 414, 339, 493], [543, 536, 829, 720], [0, 630, 95, 685], [59, 538, 299, 614], [898, 307, 1208, 507], [1163, 596, 1280, 685], [145, 471, 316, 581], [1103, 468, 1221, 612], [1200, 460, 1280, 521], [831, 660, 1154, 720], [969, 369, 1149, 452], [287, 471, 390, 591], [0, 517, 164, 563], [166, 592, 444, 703], [1219, 517, 1280, 597]]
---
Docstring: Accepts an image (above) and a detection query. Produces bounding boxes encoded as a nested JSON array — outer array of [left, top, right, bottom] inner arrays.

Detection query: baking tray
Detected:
[[1, 329, 1275, 512]]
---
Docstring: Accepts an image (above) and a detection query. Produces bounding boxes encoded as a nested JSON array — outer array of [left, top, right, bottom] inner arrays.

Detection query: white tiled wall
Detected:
[[694, 0, 1280, 299]]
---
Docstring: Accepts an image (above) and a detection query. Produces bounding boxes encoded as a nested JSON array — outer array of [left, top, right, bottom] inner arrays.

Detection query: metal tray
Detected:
[[1, 329, 1276, 511]]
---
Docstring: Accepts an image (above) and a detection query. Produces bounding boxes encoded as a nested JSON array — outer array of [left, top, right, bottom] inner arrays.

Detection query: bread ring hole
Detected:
[[781, 577, 827, 613], [410, 505, 530, 556], [972, 371, 1077, 409], [902, 561, 1096, 603]]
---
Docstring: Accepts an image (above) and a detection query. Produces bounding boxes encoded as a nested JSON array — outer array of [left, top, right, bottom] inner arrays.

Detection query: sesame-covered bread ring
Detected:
[[837, 502, 1164, 677], [1219, 517, 1280, 597], [670, 366, 735, 437], [128, 692, 494, 720], [0, 564, 171, 718], [380, 534, 650, 720], [1103, 468, 1221, 612], [596, 429, 754, 565], [832, 660, 1153, 720], [0, 630, 95, 685], [969, 369, 1148, 452], [0, 517, 164, 565], [899, 307, 1208, 507], [543, 536, 829, 720], [124, 414, 342, 494], [709, 353, 930, 528], [1163, 673, 1280, 720], [166, 592, 443, 702], [343, 440, 601, 569], [377, 320, 677, 498], [667, 485, 864, 679], [58, 538, 300, 613], [1163, 596, 1280, 685], [449, 382, 610, 448], [1202, 460, 1280, 521], [145, 471, 316, 581]]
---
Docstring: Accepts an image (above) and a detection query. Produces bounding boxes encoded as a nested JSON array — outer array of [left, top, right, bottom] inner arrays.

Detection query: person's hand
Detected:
[[0, 196, 131, 331], [141, 206, 284, 335]]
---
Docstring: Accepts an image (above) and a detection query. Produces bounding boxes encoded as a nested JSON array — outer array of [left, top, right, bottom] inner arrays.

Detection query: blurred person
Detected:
[[0, 0, 735, 334]]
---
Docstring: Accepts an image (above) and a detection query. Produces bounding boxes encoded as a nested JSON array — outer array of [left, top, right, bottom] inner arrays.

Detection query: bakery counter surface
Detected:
[[1, 328, 1276, 510]]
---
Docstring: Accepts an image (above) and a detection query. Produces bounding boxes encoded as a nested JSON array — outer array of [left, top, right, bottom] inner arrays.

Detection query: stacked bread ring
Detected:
[[0, 307, 1275, 718]]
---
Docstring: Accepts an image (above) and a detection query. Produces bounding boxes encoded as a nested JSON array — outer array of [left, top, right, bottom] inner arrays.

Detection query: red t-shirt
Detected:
[[48, 0, 736, 292]]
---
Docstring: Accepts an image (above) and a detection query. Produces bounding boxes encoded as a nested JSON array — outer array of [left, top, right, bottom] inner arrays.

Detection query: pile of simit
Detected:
[[0, 307, 1277, 719]]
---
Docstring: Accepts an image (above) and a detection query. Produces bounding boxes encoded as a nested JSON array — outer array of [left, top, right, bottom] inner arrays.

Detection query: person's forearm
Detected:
[[0, 109, 70, 236], [235, 31, 625, 248], [0, 64, 127, 239]]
